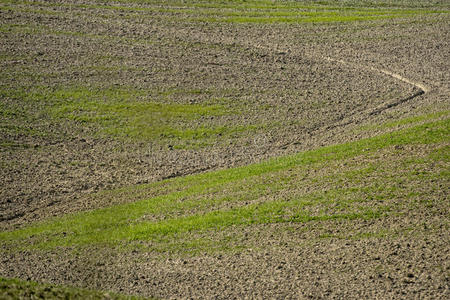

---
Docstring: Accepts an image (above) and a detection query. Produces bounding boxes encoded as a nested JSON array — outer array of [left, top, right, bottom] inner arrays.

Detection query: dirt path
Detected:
[[324, 56, 429, 93], [321, 56, 429, 120]]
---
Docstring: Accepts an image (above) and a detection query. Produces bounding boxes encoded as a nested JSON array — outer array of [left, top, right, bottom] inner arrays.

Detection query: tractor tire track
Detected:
[[323, 56, 429, 116], [277, 55, 430, 151]]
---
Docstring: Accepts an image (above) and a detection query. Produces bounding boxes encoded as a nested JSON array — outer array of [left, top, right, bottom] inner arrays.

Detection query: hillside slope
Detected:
[[1, 0, 449, 298]]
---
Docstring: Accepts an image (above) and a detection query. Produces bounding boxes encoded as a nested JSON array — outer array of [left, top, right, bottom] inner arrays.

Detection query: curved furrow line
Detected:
[[277, 55, 431, 150], [323, 56, 429, 116], [324, 56, 429, 92]]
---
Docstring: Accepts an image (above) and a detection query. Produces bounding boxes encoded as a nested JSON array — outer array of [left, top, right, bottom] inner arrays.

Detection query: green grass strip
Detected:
[[1, 0, 446, 24], [0, 118, 448, 249]]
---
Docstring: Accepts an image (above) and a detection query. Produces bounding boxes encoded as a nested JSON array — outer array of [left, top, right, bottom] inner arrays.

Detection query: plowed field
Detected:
[[1, 0, 449, 299]]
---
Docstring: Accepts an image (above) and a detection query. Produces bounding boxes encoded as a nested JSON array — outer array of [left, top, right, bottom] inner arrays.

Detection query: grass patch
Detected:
[[0, 277, 147, 300], [1, 118, 448, 252], [355, 110, 450, 133], [1, 85, 255, 148], [1, 0, 447, 24], [0, 23, 47, 34], [49, 87, 249, 147], [0, 97, 51, 143]]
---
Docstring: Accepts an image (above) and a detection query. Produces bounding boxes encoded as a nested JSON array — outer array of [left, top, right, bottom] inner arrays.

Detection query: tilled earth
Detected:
[[0, 0, 449, 299], [3, 223, 448, 299]]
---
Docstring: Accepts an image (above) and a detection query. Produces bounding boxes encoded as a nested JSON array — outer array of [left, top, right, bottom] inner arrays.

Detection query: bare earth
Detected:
[[0, 1, 449, 299]]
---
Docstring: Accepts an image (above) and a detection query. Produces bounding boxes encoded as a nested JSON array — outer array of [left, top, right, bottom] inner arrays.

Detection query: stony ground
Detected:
[[0, 0, 449, 299]]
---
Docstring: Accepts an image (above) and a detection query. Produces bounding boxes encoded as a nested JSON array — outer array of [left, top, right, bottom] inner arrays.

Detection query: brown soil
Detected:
[[2, 2, 445, 230], [2, 217, 448, 299], [0, 1, 449, 299]]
